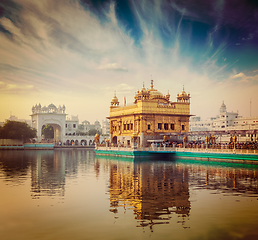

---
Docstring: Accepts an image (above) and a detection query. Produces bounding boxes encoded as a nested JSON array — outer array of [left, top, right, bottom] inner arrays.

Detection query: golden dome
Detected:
[[140, 82, 147, 93], [148, 88, 163, 98], [179, 86, 188, 97], [147, 80, 163, 98], [112, 95, 119, 102], [111, 91, 119, 103], [111, 91, 119, 106]]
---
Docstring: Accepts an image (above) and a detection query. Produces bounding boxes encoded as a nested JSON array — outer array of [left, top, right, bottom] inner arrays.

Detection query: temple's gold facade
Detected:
[[108, 80, 191, 146]]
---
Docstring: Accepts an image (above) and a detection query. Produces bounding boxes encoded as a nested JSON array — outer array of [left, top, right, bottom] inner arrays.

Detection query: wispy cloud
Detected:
[[97, 63, 128, 72], [0, 0, 258, 122]]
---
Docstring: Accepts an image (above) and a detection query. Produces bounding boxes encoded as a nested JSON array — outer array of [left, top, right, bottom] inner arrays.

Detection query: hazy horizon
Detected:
[[1, 0, 258, 123]]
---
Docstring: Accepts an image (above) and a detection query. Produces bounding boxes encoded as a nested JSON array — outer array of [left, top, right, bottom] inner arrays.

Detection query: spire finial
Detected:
[[151, 79, 154, 89]]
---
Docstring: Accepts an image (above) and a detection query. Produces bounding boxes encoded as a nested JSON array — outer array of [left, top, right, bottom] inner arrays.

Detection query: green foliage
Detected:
[[76, 131, 87, 136], [78, 124, 84, 131], [42, 125, 54, 139], [0, 120, 37, 141], [88, 129, 98, 136]]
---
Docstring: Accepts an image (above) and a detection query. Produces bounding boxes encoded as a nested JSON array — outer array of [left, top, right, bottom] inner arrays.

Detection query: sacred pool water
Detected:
[[0, 149, 258, 240]]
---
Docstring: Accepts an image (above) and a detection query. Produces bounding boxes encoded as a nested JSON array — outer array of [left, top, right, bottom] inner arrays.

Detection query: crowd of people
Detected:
[[164, 141, 258, 150]]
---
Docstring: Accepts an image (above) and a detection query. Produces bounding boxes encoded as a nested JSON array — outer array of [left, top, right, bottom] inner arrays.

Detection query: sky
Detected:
[[0, 0, 258, 124]]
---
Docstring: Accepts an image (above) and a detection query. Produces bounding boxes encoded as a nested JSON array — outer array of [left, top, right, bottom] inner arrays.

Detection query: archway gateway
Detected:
[[31, 103, 67, 142]]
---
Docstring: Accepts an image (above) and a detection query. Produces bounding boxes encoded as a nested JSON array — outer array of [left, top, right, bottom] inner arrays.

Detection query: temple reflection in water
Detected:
[[95, 157, 191, 229], [0, 150, 257, 233], [95, 156, 258, 230]]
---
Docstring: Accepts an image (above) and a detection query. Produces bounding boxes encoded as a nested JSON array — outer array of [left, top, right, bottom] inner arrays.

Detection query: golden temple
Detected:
[[108, 79, 191, 147]]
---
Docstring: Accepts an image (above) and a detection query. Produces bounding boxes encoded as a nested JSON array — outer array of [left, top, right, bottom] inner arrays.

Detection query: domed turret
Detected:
[[177, 86, 190, 103], [179, 86, 188, 97], [166, 91, 170, 101], [111, 91, 119, 106], [140, 82, 147, 93], [220, 101, 227, 113], [42, 106, 48, 112], [48, 103, 56, 109], [148, 80, 164, 99]]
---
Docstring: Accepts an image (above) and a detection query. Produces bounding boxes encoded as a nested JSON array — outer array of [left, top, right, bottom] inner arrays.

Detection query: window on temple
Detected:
[[181, 125, 185, 131], [148, 124, 151, 130], [73, 124, 76, 128], [130, 123, 133, 130], [164, 123, 168, 130], [124, 124, 126, 130], [158, 123, 162, 130], [170, 124, 174, 130], [127, 124, 130, 130]]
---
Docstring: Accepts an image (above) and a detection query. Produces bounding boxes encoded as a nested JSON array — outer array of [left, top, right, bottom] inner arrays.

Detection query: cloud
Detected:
[[0, 0, 258, 123], [106, 83, 134, 96], [0, 81, 34, 93], [97, 63, 128, 72], [229, 72, 245, 80], [228, 71, 258, 84]]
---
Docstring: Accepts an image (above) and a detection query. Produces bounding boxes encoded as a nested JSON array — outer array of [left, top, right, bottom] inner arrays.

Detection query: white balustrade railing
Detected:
[[96, 145, 257, 155]]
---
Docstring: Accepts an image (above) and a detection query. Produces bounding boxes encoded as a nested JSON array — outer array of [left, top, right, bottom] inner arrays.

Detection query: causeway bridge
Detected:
[[95, 145, 258, 162]]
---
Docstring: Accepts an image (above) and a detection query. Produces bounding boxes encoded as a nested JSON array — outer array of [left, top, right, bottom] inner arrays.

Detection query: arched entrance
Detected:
[[41, 124, 61, 142], [31, 103, 66, 142], [41, 125, 54, 141], [112, 136, 117, 144]]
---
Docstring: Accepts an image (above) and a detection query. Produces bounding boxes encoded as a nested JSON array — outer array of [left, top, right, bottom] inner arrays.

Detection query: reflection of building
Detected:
[[185, 162, 258, 193], [108, 80, 191, 147], [30, 150, 96, 199], [31, 151, 65, 198], [94, 157, 258, 231], [105, 159, 191, 229]]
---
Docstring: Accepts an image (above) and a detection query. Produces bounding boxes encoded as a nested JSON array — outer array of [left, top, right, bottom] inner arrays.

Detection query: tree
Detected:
[[88, 129, 98, 136], [42, 125, 54, 139], [0, 120, 37, 142]]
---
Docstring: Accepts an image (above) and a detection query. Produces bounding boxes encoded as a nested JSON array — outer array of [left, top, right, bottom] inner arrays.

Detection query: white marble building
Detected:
[[30, 103, 107, 144], [31, 103, 67, 142], [189, 101, 258, 142], [101, 119, 110, 135]]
